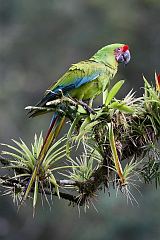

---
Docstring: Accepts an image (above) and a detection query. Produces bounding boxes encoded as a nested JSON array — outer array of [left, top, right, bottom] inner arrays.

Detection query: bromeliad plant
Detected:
[[0, 134, 69, 209], [1, 73, 160, 212]]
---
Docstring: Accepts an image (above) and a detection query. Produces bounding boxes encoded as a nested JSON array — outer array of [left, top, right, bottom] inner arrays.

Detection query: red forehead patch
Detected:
[[122, 45, 129, 52]]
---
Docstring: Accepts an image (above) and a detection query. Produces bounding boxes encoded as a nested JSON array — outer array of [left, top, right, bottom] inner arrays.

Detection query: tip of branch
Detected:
[[46, 101, 52, 106], [25, 106, 32, 110]]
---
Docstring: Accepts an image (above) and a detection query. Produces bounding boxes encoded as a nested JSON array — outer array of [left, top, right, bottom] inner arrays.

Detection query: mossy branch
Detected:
[[1, 75, 160, 211]]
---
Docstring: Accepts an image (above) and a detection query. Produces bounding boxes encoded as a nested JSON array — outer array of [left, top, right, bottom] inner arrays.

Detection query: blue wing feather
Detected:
[[56, 72, 100, 93], [44, 72, 101, 102], [28, 69, 101, 117]]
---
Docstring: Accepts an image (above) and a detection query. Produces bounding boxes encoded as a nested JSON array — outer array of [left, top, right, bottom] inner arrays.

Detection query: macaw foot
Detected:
[[78, 100, 95, 114]]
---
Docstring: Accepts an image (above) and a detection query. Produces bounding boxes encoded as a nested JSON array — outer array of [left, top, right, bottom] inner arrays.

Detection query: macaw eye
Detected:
[[117, 48, 121, 52]]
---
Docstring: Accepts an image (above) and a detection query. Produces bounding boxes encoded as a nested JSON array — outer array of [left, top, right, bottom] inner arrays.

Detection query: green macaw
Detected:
[[24, 43, 131, 201]]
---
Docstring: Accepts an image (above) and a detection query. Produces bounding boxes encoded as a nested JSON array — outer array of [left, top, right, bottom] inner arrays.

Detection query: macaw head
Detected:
[[114, 44, 131, 65], [91, 43, 131, 67]]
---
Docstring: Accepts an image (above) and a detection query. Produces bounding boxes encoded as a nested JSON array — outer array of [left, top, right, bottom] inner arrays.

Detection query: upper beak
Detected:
[[123, 49, 131, 65]]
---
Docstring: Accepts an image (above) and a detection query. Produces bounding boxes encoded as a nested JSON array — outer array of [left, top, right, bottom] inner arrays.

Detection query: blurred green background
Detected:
[[0, 0, 160, 239]]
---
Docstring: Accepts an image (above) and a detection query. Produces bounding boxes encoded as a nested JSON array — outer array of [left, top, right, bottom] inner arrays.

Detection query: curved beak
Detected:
[[116, 49, 131, 65], [123, 49, 131, 65]]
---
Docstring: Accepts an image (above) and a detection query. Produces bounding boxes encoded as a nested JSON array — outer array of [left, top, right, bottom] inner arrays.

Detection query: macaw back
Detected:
[[42, 60, 117, 103], [67, 61, 117, 100]]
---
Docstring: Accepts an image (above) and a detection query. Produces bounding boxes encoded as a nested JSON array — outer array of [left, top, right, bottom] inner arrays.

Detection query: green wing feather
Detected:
[[29, 61, 109, 117], [47, 61, 105, 93]]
